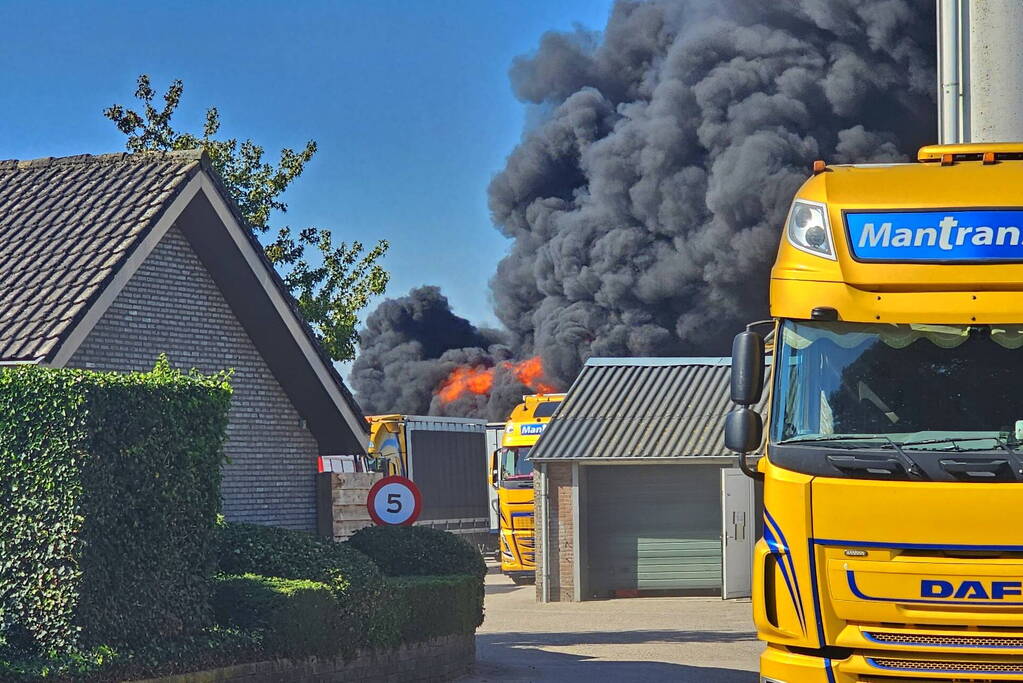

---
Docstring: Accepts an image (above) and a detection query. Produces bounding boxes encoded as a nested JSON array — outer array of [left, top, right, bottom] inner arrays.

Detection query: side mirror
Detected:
[[725, 407, 763, 454], [731, 331, 764, 405], [489, 450, 499, 487]]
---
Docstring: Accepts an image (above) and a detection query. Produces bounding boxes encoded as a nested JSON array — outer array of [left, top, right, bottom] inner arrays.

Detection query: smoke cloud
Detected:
[[352, 0, 936, 418], [350, 286, 537, 420]]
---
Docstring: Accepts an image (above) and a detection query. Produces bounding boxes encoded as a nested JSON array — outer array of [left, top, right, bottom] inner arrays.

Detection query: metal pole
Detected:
[[966, 0, 1023, 142], [537, 462, 550, 603], [937, 0, 961, 143]]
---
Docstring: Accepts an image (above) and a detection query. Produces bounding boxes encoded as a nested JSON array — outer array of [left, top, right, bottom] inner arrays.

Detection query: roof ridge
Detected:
[[0, 149, 205, 171], [584, 356, 733, 367]]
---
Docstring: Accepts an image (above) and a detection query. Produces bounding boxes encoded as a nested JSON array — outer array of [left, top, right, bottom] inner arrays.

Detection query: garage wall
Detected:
[[537, 461, 747, 602], [536, 462, 575, 602]]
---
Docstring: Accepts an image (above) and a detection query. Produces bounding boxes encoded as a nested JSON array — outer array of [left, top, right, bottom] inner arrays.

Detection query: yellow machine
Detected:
[[491, 393, 564, 584], [365, 414, 491, 538], [726, 144, 1023, 682], [367, 415, 408, 476]]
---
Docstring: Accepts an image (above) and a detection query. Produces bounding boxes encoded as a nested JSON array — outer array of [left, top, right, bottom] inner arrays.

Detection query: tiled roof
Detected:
[[529, 357, 770, 460], [0, 149, 368, 445], [0, 151, 202, 361]]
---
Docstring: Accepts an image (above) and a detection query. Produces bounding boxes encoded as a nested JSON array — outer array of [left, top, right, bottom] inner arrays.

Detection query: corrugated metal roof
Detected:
[[529, 356, 769, 461]]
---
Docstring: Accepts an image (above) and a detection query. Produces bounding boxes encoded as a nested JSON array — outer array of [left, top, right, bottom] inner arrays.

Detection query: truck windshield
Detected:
[[499, 446, 533, 481], [773, 320, 1023, 451]]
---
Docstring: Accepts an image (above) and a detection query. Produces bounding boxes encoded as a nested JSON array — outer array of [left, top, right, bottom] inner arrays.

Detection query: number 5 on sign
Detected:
[[367, 476, 422, 526]]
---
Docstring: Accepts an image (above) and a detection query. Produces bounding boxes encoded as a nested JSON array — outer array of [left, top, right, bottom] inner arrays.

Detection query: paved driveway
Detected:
[[462, 571, 762, 682]]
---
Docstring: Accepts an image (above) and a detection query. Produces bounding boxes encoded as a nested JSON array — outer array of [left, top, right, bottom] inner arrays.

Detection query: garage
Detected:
[[585, 464, 722, 595], [529, 357, 766, 602]]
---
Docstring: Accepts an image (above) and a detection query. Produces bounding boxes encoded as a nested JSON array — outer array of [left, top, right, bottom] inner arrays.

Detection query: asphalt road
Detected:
[[461, 570, 762, 682]]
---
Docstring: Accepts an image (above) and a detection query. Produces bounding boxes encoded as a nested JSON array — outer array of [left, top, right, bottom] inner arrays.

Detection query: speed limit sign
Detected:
[[367, 476, 422, 526]]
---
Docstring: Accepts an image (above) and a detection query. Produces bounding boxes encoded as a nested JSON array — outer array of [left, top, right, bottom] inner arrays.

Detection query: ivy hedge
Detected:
[[0, 359, 231, 656], [0, 628, 260, 682]]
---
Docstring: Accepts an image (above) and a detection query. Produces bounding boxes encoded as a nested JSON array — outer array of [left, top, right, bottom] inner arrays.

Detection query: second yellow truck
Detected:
[[491, 393, 564, 584]]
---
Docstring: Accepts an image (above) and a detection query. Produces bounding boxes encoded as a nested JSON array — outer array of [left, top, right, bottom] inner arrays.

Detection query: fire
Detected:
[[509, 356, 557, 395], [436, 365, 494, 403], [436, 356, 556, 404]]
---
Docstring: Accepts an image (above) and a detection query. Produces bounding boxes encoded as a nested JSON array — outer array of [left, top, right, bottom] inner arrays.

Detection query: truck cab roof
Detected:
[[772, 143, 1023, 325]]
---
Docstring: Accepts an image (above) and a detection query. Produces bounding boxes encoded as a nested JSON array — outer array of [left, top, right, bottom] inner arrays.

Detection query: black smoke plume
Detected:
[[350, 286, 532, 420], [352, 0, 937, 418]]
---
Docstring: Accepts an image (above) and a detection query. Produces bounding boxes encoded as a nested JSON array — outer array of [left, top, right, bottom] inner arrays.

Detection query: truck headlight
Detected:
[[760, 678, 787, 683], [786, 199, 835, 260]]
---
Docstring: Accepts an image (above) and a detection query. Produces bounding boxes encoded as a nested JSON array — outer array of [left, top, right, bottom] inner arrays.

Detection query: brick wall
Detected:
[[536, 462, 574, 602], [67, 225, 321, 531]]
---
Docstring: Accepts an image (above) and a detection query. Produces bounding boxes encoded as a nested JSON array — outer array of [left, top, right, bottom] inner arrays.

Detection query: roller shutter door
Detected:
[[585, 464, 721, 594]]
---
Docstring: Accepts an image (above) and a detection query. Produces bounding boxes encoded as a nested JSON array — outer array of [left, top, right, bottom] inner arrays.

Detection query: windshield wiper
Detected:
[[886, 436, 1023, 480], [779, 435, 925, 478], [778, 435, 893, 445], [990, 437, 1023, 476], [901, 435, 1022, 453], [901, 436, 1023, 480]]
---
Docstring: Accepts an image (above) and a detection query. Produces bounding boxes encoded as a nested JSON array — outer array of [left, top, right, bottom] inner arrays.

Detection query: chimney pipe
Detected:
[[937, 0, 962, 143], [940, 0, 1023, 143]]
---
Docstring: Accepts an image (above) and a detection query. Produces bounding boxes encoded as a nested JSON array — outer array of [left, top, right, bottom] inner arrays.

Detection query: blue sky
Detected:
[[0, 0, 614, 329]]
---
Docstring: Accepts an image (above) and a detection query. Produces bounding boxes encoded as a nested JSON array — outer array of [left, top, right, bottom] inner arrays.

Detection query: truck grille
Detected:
[[869, 657, 1023, 674], [866, 630, 1023, 649]]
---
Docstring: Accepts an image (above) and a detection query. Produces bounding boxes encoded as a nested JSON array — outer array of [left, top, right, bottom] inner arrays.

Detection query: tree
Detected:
[[104, 75, 389, 361]]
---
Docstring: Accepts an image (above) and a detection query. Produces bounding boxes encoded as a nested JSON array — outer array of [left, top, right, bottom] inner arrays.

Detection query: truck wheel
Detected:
[[511, 575, 535, 586]]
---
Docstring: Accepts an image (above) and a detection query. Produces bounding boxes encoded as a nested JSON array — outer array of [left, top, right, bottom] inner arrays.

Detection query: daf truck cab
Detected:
[[491, 393, 565, 584], [727, 144, 1023, 682]]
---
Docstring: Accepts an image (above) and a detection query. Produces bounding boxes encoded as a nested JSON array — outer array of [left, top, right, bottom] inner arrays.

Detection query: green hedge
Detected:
[[215, 521, 382, 656], [212, 575, 341, 659], [0, 628, 260, 682], [346, 526, 486, 580], [0, 358, 231, 655], [370, 575, 485, 649]]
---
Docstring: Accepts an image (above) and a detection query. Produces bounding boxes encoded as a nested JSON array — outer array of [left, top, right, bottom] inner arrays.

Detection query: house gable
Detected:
[[67, 225, 322, 530], [0, 151, 367, 456]]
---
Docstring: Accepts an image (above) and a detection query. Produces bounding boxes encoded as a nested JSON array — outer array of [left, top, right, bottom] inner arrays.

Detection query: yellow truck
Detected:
[[726, 143, 1023, 682], [491, 393, 564, 584]]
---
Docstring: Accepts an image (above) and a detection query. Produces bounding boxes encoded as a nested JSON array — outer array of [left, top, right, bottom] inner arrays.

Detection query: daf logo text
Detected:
[[921, 579, 1023, 600]]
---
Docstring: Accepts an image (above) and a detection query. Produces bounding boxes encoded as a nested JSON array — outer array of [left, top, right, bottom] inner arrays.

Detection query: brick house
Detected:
[[0, 151, 368, 532]]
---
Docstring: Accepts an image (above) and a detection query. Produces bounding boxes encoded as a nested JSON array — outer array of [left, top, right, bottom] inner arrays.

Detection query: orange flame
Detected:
[[436, 365, 494, 403], [509, 356, 557, 395], [436, 356, 556, 404]]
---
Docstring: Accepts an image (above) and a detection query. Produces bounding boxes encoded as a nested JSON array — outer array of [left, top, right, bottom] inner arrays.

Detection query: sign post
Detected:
[[366, 475, 422, 526]]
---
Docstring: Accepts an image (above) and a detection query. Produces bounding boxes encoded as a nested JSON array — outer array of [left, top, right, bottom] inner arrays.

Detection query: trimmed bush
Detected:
[[215, 521, 382, 655], [370, 575, 485, 648], [0, 358, 231, 655], [212, 575, 341, 659], [351, 528, 487, 649], [346, 526, 486, 580], [217, 520, 379, 584]]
